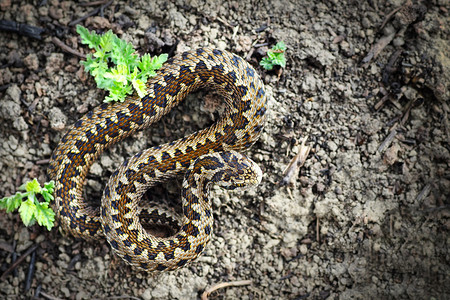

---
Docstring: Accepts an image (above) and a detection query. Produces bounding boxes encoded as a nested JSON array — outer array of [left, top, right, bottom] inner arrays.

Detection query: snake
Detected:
[[47, 47, 267, 272]]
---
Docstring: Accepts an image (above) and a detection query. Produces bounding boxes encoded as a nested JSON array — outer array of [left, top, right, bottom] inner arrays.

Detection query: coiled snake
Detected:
[[48, 47, 267, 272]]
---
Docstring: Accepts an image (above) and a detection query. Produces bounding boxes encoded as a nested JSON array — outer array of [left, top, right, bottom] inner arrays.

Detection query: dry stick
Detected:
[[380, 3, 405, 30], [39, 291, 64, 300], [201, 280, 253, 300], [79, 0, 110, 6], [68, 0, 113, 26], [280, 136, 311, 185], [316, 216, 320, 244], [415, 183, 432, 203], [52, 37, 86, 59], [377, 129, 397, 153], [24, 250, 36, 292], [36, 158, 50, 165], [107, 296, 141, 300], [400, 98, 415, 126], [374, 92, 391, 111], [0, 244, 38, 280], [361, 31, 396, 65]]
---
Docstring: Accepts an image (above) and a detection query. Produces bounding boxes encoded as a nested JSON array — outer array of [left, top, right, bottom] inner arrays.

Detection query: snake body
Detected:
[[48, 47, 267, 271]]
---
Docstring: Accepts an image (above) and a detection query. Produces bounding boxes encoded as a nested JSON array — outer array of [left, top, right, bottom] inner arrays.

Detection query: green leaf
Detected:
[[260, 57, 274, 70], [34, 202, 55, 231], [99, 30, 114, 53], [8, 193, 24, 212], [273, 41, 286, 51], [77, 25, 168, 102], [0, 196, 7, 210], [25, 178, 42, 193], [104, 65, 129, 84], [0, 193, 23, 213], [41, 189, 54, 203], [19, 198, 37, 227], [43, 181, 55, 194], [41, 181, 55, 203], [76, 25, 100, 50], [132, 78, 146, 98], [151, 54, 168, 70], [271, 54, 286, 68], [260, 41, 287, 70]]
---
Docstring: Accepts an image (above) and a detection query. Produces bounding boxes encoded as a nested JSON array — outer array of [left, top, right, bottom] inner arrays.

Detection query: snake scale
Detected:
[[48, 47, 267, 272]]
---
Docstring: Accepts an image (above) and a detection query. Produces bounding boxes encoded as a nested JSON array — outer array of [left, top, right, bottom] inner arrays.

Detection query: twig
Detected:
[[36, 159, 50, 165], [40, 291, 64, 300], [68, 0, 113, 26], [361, 31, 396, 65], [382, 50, 403, 84], [400, 97, 420, 126], [79, 0, 110, 6], [415, 183, 431, 203], [24, 250, 36, 292], [0, 244, 38, 280], [33, 284, 42, 300], [374, 92, 391, 111], [201, 280, 253, 300], [280, 136, 311, 185], [316, 216, 320, 243], [107, 296, 141, 300], [380, 2, 405, 30], [377, 129, 397, 153], [52, 37, 86, 59]]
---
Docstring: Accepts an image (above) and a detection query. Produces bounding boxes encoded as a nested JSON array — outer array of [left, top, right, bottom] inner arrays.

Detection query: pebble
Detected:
[[23, 53, 39, 71], [15, 227, 31, 252], [61, 287, 70, 298], [6, 84, 21, 103], [90, 162, 103, 176], [48, 107, 67, 131]]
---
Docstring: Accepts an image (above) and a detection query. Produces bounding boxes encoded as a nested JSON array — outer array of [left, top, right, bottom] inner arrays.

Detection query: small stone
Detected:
[[8, 135, 18, 151], [61, 287, 70, 298], [48, 6, 63, 19], [85, 16, 111, 29], [23, 53, 39, 71], [6, 84, 21, 103], [141, 288, 152, 300], [15, 228, 32, 252], [45, 53, 64, 76], [76, 290, 89, 300], [383, 144, 400, 165], [90, 162, 103, 176], [393, 37, 405, 47], [169, 8, 188, 29], [327, 140, 338, 152], [48, 107, 67, 131], [0, 100, 21, 120], [299, 244, 308, 255], [100, 156, 114, 170]]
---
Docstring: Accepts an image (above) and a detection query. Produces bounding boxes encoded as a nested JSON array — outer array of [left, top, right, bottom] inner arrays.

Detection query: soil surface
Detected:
[[0, 0, 449, 299]]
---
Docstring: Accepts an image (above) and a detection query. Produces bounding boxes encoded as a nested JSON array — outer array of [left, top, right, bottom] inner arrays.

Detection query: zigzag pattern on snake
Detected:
[[48, 47, 267, 271]]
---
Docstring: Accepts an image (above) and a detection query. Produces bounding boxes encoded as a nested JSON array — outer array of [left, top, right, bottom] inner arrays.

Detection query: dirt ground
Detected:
[[0, 0, 449, 299]]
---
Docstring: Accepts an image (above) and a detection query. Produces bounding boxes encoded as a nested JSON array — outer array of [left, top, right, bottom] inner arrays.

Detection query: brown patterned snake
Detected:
[[47, 47, 267, 271]]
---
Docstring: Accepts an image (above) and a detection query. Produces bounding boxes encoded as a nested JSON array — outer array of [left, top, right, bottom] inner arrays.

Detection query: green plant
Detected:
[[76, 25, 168, 103], [0, 179, 55, 230], [260, 41, 287, 70]]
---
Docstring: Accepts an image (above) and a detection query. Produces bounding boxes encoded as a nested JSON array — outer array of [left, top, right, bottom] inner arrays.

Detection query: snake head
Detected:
[[204, 151, 263, 191]]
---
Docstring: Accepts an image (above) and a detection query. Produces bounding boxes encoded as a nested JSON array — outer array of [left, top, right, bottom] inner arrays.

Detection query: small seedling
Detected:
[[0, 179, 55, 231], [260, 41, 287, 70], [76, 25, 168, 102]]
